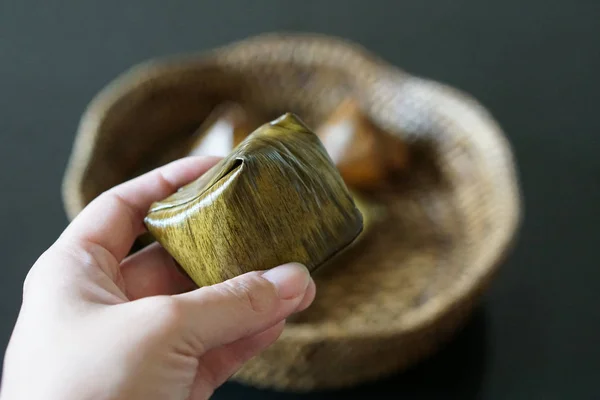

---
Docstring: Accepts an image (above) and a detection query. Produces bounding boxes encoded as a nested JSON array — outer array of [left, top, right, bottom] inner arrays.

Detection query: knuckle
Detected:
[[216, 273, 278, 314], [155, 169, 177, 193], [94, 190, 121, 212], [105, 191, 143, 225], [141, 296, 186, 329], [22, 248, 58, 296], [93, 190, 143, 232]]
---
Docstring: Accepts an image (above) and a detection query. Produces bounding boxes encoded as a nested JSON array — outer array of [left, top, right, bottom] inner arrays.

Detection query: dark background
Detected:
[[1, 0, 599, 398]]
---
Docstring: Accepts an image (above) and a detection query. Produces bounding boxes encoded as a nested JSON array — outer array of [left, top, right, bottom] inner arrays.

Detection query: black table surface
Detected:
[[1, 1, 599, 398]]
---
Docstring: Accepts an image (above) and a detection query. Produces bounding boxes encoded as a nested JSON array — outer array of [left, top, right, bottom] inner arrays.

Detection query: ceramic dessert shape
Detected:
[[144, 112, 363, 288], [316, 98, 410, 190]]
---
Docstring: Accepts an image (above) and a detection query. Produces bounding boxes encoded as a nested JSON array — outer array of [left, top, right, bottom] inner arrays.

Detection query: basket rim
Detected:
[[62, 32, 522, 341]]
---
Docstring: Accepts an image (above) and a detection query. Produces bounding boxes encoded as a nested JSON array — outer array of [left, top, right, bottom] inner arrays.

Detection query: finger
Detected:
[[120, 242, 196, 300], [174, 263, 311, 354], [121, 241, 316, 306], [193, 320, 286, 395], [59, 156, 220, 263], [295, 278, 316, 313]]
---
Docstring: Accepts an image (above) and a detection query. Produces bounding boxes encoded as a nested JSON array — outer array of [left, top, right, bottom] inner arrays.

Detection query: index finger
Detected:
[[59, 156, 220, 263]]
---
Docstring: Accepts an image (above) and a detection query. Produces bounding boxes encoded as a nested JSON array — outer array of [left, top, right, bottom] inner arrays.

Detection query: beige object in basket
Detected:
[[62, 33, 521, 391]]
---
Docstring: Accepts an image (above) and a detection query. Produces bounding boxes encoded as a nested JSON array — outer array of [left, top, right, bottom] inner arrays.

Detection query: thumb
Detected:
[[173, 262, 312, 354]]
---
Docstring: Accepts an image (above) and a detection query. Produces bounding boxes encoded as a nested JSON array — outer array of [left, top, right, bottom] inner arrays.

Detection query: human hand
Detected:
[[0, 156, 315, 400]]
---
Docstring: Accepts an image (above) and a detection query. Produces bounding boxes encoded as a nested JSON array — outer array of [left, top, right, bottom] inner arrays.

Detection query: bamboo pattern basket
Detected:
[[62, 33, 521, 391]]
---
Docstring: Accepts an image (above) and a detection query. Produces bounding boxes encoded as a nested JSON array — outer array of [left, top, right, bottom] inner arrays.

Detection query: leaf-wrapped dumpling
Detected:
[[145, 113, 363, 288]]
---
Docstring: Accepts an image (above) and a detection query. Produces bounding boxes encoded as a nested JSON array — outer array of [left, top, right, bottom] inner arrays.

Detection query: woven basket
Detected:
[[62, 33, 521, 391]]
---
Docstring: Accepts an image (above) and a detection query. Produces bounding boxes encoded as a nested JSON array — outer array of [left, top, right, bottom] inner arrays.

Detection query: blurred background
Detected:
[[1, 0, 599, 398]]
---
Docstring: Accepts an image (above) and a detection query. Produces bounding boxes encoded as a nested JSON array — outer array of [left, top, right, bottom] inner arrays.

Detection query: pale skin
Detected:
[[0, 156, 316, 400]]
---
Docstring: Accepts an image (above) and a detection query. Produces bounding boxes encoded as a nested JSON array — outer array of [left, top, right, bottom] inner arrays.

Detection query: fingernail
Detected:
[[262, 263, 310, 300]]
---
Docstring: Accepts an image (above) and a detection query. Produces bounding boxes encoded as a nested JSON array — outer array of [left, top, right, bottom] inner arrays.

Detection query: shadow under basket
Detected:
[[62, 33, 522, 391]]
